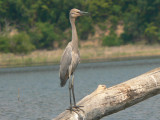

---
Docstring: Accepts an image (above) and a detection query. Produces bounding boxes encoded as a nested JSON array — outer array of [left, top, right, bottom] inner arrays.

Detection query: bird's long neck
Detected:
[[70, 17, 78, 52]]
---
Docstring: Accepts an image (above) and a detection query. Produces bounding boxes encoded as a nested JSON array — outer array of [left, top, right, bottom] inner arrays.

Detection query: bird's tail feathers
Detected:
[[60, 76, 68, 87]]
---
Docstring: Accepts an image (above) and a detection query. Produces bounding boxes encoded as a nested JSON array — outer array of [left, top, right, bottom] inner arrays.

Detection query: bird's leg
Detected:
[[68, 76, 72, 110], [71, 75, 76, 106], [71, 74, 84, 110], [67, 75, 80, 113]]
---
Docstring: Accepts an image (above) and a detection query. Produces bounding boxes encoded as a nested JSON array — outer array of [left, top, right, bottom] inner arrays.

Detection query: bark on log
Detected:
[[53, 68, 160, 120]]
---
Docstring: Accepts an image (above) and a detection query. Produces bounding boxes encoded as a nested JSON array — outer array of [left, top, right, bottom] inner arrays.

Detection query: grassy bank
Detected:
[[0, 44, 160, 68]]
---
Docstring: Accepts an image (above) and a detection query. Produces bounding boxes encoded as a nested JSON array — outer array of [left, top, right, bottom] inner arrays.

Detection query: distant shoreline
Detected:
[[0, 44, 160, 68]]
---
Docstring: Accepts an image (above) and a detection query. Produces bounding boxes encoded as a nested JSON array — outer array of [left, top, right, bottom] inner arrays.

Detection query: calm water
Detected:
[[0, 58, 160, 120]]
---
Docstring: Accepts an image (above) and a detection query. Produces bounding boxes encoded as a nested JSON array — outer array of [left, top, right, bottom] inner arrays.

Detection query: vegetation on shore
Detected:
[[1, 44, 160, 67], [0, 0, 160, 55], [0, 0, 160, 67]]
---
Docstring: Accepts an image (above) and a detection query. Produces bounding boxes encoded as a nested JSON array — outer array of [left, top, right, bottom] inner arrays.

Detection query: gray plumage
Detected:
[[59, 42, 80, 87], [59, 8, 88, 110]]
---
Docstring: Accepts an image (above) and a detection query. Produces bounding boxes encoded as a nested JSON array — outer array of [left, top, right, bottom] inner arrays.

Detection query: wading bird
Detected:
[[59, 8, 88, 111]]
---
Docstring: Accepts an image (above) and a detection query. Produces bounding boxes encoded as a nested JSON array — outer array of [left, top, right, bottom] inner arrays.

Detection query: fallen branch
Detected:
[[53, 68, 160, 120]]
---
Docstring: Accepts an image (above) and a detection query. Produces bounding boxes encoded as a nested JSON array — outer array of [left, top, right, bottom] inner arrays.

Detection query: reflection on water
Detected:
[[0, 58, 160, 120]]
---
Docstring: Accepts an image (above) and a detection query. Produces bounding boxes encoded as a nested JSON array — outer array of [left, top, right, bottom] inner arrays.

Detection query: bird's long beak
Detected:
[[80, 11, 89, 15]]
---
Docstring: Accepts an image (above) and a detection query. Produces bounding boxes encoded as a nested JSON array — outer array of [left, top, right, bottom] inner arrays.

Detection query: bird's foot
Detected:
[[73, 105, 83, 109], [73, 105, 84, 113], [67, 105, 84, 113], [67, 106, 78, 114]]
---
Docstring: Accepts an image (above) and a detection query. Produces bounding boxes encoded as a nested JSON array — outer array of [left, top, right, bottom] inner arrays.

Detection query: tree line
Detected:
[[0, 0, 160, 54]]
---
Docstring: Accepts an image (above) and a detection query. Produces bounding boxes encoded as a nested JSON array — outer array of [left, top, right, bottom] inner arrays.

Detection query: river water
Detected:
[[0, 58, 160, 120]]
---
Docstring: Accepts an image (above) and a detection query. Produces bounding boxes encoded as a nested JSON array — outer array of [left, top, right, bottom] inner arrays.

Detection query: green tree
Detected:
[[121, 0, 160, 43], [29, 22, 57, 49], [102, 29, 123, 46], [87, 0, 113, 22], [145, 23, 159, 43], [9, 32, 35, 54], [78, 17, 94, 40], [0, 35, 10, 53]]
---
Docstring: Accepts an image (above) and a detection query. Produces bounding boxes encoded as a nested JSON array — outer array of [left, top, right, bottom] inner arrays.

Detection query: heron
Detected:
[[59, 8, 88, 111]]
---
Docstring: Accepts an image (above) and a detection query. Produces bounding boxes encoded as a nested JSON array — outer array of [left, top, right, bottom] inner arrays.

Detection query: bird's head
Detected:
[[70, 8, 88, 18]]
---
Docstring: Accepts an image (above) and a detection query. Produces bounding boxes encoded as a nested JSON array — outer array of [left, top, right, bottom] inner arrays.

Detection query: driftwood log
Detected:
[[53, 68, 160, 120]]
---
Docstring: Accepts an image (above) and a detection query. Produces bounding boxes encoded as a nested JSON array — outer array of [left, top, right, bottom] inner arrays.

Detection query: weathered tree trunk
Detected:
[[53, 68, 160, 120]]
